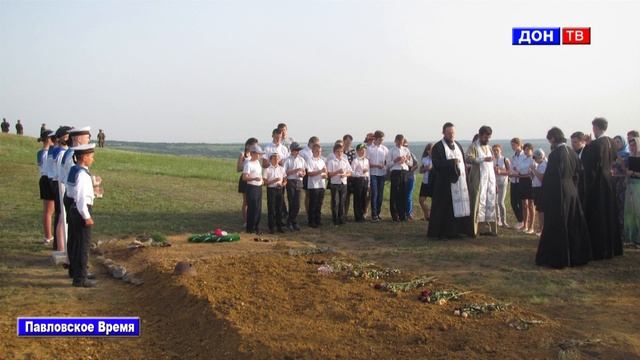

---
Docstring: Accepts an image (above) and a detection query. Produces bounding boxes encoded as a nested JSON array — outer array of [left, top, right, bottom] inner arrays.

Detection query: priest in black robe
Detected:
[[536, 127, 592, 268], [427, 123, 472, 239], [581, 117, 623, 260]]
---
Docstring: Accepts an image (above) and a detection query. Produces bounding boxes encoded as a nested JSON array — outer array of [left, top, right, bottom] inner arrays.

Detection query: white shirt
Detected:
[[263, 142, 290, 163], [510, 150, 527, 183], [306, 156, 326, 189], [243, 160, 264, 186], [421, 156, 432, 184], [367, 144, 388, 177], [351, 157, 370, 179], [326, 156, 352, 185], [494, 156, 508, 184], [263, 165, 287, 188], [283, 155, 307, 180], [46, 146, 66, 179], [519, 156, 534, 177], [300, 146, 313, 163], [69, 166, 94, 220], [37, 149, 49, 176], [532, 160, 547, 187], [387, 145, 411, 171], [60, 149, 76, 185]]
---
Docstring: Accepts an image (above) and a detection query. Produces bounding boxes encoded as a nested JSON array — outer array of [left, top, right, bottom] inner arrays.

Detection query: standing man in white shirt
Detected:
[[306, 143, 328, 228], [509, 138, 526, 229], [263, 153, 287, 234], [243, 145, 266, 234], [387, 134, 411, 222], [300, 136, 320, 214], [367, 130, 388, 222], [263, 128, 290, 219], [327, 142, 353, 225], [61, 127, 92, 217], [66, 143, 97, 288], [284, 142, 306, 231]]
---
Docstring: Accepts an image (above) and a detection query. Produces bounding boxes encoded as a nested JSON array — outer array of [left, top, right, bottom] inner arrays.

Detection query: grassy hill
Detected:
[[0, 134, 242, 253], [0, 133, 406, 253]]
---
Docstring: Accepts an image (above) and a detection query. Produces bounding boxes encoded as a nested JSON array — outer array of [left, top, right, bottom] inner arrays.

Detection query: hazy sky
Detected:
[[1, 0, 638, 144]]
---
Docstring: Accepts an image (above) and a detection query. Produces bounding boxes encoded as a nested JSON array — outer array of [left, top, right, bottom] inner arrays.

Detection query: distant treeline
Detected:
[[107, 140, 550, 159]]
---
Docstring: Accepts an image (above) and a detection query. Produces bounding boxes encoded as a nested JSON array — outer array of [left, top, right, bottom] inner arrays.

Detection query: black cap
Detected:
[[38, 129, 54, 142], [55, 126, 72, 139]]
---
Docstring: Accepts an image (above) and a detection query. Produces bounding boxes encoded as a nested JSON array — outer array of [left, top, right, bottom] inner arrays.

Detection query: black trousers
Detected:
[[245, 184, 262, 233], [267, 187, 285, 231], [286, 179, 302, 225], [52, 180, 61, 251], [68, 206, 91, 282], [390, 170, 409, 221], [352, 177, 368, 221], [330, 183, 347, 224], [63, 193, 73, 223], [307, 188, 325, 227], [510, 182, 523, 222]]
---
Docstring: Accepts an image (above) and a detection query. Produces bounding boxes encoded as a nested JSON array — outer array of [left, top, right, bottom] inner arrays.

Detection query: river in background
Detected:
[[107, 139, 553, 160]]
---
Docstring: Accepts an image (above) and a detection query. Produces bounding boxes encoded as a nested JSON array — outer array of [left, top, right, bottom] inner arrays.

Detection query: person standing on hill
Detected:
[[66, 143, 98, 287], [367, 130, 388, 222], [38, 130, 56, 245], [1, 118, 9, 133], [387, 134, 411, 222], [535, 127, 592, 268], [40, 123, 46, 136], [467, 126, 498, 237], [237, 138, 259, 227], [15, 119, 24, 135], [243, 145, 265, 234], [581, 117, 623, 260], [492, 144, 510, 228], [508, 138, 526, 229], [97, 129, 106, 148], [427, 122, 471, 239]]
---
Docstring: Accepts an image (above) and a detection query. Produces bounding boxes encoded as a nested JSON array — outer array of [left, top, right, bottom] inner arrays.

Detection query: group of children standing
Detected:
[[36, 126, 99, 287], [238, 124, 436, 234]]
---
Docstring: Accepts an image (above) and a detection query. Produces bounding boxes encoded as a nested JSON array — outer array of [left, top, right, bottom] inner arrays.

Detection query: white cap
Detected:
[[71, 143, 96, 154], [249, 145, 265, 154], [69, 126, 92, 135]]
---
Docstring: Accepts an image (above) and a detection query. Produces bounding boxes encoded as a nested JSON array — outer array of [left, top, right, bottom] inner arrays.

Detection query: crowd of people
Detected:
[[238, 119, 640, 268], [35, 126, 100, 288]]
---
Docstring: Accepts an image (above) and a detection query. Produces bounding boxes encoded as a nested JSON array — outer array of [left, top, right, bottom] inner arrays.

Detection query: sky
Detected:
[[1, 0, 639, 144]]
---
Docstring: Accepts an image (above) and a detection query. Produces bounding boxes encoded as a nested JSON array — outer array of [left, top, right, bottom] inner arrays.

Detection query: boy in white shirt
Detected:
[[351, 143, 370, 222], [306, 143, 327, 228], [243, 145, 265, 234], [531, 148, 548, 236], [386, 134, 411, 222], [367, 130, 388, 222], [263, 153, 287, 234], [327, 142, 353, 225], [284, 142, 306, 231]]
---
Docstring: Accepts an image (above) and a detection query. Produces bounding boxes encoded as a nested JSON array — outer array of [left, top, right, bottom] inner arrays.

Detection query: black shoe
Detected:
[[87, 273, 96, 280], [287, 224, 295, 232], [277, 227, 285, 233], [73, 279, 97, 288], [338, 219, 346, 225], [268, 229, 275, 234], [293, 224, 301, 231]]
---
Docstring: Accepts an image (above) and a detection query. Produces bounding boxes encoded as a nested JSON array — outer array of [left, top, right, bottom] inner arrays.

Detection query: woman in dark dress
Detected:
[[535, 127, 592, 268]]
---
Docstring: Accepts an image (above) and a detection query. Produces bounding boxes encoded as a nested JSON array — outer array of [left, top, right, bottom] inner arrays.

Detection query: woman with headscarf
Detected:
[[624, 137, 640, 247], [613, 135, 630, 242]]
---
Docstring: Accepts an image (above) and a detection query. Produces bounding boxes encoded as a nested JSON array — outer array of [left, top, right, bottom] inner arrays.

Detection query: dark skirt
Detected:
[[238, 174, 247, 194], [419, 182, 431, 198], [533, 186, 543, 211], [39, 175, 55, 200], [520, 177, 534, 200], [302, 174, 309, 190]]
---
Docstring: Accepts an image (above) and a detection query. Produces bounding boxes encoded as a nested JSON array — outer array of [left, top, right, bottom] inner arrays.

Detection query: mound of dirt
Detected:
[[101, 236, 566, 359]]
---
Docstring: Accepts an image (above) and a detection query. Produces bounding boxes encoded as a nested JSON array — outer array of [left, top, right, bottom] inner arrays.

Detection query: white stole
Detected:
[[442, 140, 470, 218]]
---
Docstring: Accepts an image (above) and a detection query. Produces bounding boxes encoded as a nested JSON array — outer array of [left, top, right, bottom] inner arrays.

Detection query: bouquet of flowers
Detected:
[[418, 289, 471, 305], [188, 229, 240, 243]]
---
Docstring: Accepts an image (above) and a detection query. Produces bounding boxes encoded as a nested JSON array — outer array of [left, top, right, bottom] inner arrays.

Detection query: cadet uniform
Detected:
[[66, 143, 97, 287]]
